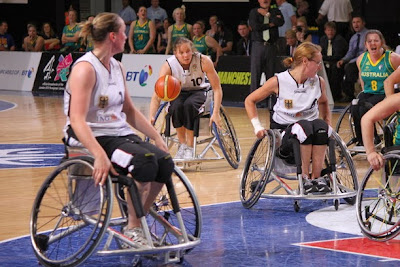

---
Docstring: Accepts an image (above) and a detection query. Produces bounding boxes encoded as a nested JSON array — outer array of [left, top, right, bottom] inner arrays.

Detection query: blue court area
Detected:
[[1, 198, 399, 266]]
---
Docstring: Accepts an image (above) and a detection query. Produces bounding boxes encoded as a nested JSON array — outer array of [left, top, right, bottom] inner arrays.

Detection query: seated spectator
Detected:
[[61, 9, 81, 52], [319, 22, 348, 101], [156, 18, 171, 54], [214, 20, 233, 55], [284, 29, 300, 57], [147, 0, 168, 29], [294, 16, 312, 43], [0, 20, 15, 51], [192, 20, 222, 67], [22, 24, 44, 52], [236, 21, 251, 56], [41, 22, 60, 51], [206, 15, 218, 38], [128, 6, 156, 54]]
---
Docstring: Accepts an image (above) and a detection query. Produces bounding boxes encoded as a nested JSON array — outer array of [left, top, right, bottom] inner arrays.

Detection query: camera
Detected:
[[296, 26, 303, 32]]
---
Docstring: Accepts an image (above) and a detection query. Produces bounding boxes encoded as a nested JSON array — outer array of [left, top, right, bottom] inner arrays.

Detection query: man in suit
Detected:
[[236, 21, 251, 56]]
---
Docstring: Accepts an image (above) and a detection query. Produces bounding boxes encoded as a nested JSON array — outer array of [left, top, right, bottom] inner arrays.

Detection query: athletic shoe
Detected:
[[121, 226, 149, 248], [174, 144, 187, 159], [303, 177, 315, 194], [315, 176, 332, 193], [184, 146, 194, 159]]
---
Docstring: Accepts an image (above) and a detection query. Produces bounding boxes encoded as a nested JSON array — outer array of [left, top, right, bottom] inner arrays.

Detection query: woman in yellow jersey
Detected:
[[128, 6, 156, 54], [192, 20, 222, 68], [165, 6, 193, 55], [351, 30, 400, 149]]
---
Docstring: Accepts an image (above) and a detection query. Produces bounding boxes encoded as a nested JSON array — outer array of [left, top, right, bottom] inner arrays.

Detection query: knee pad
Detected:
[[312, 129, 329, 145], [155, 154, 174, 183], [128, 153, 158, 182]]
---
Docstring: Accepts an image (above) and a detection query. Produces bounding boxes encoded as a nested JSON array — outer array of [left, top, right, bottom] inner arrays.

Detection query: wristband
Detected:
[[251, 117, 264, 135]]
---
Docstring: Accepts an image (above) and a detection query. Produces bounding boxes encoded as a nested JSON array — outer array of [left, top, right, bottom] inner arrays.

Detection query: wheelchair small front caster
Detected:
[[294, 201, 300, 212], [334, 199, 339, 210]]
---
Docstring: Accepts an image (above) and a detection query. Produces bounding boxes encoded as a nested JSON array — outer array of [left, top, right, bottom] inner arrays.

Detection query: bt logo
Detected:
[[21, 67, 34, 78], [126, 65, 153, 86]]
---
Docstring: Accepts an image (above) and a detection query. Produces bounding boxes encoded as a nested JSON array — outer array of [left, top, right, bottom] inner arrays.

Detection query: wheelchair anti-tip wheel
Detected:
[[356, 153, 400, 241], [240, 130, 275, 209], [213, 106, 241, 169], [30, 156, 113, 267]]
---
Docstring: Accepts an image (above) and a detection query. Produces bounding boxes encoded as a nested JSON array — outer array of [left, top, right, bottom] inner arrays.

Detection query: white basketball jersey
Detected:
[[64, 52, 134, 139], [272, 70, 321, 125], [166, 52, 210, 91]]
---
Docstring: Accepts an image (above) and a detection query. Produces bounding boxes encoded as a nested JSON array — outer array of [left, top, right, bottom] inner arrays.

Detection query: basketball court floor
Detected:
[[0, 90, 399, 266]]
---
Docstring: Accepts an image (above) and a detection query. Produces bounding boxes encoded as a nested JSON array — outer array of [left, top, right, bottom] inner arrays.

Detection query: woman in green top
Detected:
[[165, 6, 192, 55], [128, 6, 156, 54], [351, 29, 400, 148], [192, 20, 222, 68], [61, 9, 81, 52]]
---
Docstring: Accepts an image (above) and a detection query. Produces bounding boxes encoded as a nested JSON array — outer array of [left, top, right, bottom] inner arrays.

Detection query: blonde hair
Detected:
[[283, 42, 321, 68], [80, 12, 122, 43], [172, 7, 186, 21]]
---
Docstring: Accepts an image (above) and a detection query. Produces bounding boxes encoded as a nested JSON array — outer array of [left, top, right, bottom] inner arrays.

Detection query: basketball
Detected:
[[154, 75, 181, 101]]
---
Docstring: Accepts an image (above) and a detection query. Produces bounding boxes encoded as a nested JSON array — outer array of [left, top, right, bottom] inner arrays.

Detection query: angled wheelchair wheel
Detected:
[[330, 132, 358, 205], [356, 153, 400, 241], [30, 156, 113, 267], [213, 106, 241, 169], [240, 130, 275, 209], [335, 104, 357, 148], [146, 102, 177, 147], [148, 166, 202, 252]]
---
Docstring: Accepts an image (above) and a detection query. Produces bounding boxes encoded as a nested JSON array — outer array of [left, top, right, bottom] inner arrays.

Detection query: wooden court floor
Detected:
[[0, 91, 371, 241]]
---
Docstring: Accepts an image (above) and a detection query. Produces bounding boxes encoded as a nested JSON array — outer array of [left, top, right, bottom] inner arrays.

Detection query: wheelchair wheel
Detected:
[[240, 130, 275, 209], [335, 104, 357, 148], [356, 153, 400, 241], [148, 166, 202, 252], [331, 132, 358, 204], [213, 106, 241, 169], [30, 157, 113, 267]]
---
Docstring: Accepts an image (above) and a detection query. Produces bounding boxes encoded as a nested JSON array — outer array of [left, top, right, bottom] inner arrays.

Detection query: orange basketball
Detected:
[[154, 75, 181, 101]]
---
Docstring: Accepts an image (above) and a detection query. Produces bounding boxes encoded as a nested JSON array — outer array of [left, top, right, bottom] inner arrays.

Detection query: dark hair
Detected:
[[324, 21, 336, 30], [238, 21, 248, 27]]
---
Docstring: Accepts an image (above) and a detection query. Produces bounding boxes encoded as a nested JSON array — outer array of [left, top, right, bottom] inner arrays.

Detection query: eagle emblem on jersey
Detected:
[[284, 99, 293, 109], [99, 95, 109, 108]]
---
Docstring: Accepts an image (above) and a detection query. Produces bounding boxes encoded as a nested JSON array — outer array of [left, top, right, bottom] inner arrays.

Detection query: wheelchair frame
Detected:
[[240, 129, 358, 212], [30, 147, 202, 266], [151, 101, 241, 169]]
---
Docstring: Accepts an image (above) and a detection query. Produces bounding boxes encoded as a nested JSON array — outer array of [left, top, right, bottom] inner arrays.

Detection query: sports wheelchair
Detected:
[[356, 121, 400, 241], [151, 90, 241, 169], [30, 146, 201, 266], [240, 129, 358, 212], [335, 97, 397, 155]]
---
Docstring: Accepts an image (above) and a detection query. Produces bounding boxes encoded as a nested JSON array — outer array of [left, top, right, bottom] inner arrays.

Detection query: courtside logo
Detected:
[[55, 53, 73, 82], [126, 65, 153, 86], [0, 144, 64, 169]]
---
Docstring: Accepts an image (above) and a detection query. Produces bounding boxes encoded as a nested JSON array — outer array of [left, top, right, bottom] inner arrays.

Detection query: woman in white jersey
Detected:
[[63, 12, 173, 247], [149, 37, 223, 159], [245, 42, 332, 194]]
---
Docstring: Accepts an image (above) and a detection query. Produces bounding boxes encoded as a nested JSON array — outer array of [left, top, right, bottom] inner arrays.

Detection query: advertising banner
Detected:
[[121, 54, 169, 98], [32, 52, 85, 92], [0, 51, 41, 91], [216, 55, 251, 103]]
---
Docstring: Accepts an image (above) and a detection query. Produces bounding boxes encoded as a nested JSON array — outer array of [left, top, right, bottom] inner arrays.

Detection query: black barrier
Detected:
[[216, 55, 251, 104], [32, 52, 85, 92]]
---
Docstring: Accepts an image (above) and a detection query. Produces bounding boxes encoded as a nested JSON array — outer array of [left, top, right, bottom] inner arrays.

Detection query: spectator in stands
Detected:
[[276, 0, 296, 55], [192, 20, 222, 67], [157, 18, 171, 54], [22, 24, 44, 52], [295, 16, 312, 43], [80, 15, 95, 52], [320, 21, 348, 101], [315, 0, 353, 41], [295, 0, 309, 18], [285, 29, 300, 57], [206, 15, 218, 38], [119, 0, 136, 52], [337, 15, 368, 102], [128, 6, 156, 54], [214, 20, 233, 55], [165, 6, 192, 55], [61, 9, 81, 52], [41, 22, 60, 51], [146, 0, 168, 30], [236, 21, 252, 56], [0, 20, 15, 51]]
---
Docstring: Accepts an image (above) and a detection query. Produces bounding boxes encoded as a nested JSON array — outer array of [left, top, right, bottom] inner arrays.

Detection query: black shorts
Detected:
[[96, 134, 174, 183], [282, 119, 330, 145]]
